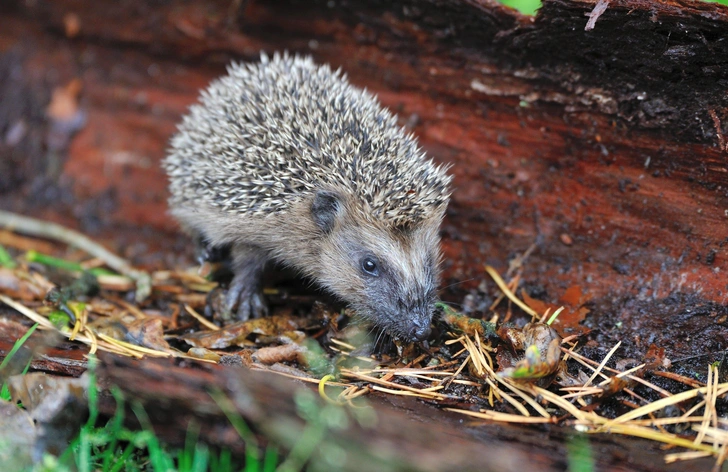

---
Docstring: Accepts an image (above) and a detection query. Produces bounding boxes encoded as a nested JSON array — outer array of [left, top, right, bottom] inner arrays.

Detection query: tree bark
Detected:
[[0, 0, 726, 469]]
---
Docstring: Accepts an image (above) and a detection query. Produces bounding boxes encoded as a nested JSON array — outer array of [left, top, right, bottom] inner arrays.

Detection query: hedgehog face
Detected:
[[351, 237, 439, 342], [312, 191, 443, 342]]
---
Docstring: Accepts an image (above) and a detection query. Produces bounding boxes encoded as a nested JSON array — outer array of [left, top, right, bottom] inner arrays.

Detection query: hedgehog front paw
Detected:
[[194, 236, 231, 265], [224, 273, 269, 321], [234, 290, 269, 321]]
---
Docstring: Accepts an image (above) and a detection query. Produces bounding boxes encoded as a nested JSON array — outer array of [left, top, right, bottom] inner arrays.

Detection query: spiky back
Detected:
[[164, 53, 451, 227]]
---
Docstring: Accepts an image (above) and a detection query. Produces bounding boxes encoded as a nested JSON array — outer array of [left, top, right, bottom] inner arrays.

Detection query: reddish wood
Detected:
[[3, 0, 725, 355], [0, 0, 727, 467], [0, 315, 88, 376]]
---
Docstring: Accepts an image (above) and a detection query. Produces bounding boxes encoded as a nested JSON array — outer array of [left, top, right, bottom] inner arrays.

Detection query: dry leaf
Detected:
[[6, 373, 89, 462], [187, 348, 222, 362], [0, 401, 37, 469], [644, 343, 669, 371], [46, 79, 82, 122], [498, 322, 562, 381], [180, 315, 306, 349], [521, 286, 591, 337], [440, 306, 496, 339], [126, 318, 172, 352], [0, 268, 48, 301], [253, 343, 308, 365]]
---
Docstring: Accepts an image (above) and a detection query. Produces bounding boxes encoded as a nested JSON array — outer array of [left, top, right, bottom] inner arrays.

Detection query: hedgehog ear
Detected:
[[311, 190, 343, 234]]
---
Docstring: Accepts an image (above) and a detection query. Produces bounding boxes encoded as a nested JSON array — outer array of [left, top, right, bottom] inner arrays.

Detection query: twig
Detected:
[[446, 408, 555, 424], [583, 341, 621, 388], [506, 242, 537, 277], [605, 423, 718, 454], [604, 383, 728, 426], [585, 0, 610, 31], [708, 109, 727, 152], [0, 230, 57, 253], [185, 304, 220, 331], [340, 368, 446, 400], [651, 370, 704, 389], [0, 210, 151, 302], [0, 294, 132, 357], [563, 346, 672, 398], [484, 265, 537, 317]]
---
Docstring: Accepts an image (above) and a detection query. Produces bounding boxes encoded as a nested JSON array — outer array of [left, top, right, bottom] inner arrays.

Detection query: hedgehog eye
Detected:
[[360, 257, 379, 277]]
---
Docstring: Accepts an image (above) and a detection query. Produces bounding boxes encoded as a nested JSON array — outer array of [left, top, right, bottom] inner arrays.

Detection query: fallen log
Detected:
[[0, 0, 726, 469]]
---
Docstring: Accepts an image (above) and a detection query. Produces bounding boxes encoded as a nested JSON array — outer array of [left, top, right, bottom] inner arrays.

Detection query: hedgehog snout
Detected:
[[406, 318, 432, 342], [393, 300, 434, 342]]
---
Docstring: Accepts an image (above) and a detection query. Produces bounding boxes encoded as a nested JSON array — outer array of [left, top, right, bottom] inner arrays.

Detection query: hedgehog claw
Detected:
[[224, 277, 268, 321], [219, 245, 269, 321], [238, 291, 269, 320]]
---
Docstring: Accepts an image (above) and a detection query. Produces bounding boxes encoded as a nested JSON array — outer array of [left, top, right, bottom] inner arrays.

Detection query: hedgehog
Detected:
[[164, 53, 452, 342]]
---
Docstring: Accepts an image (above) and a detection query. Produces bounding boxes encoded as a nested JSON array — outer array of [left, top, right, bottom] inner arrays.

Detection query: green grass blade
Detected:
[[0, 244, 17, 268], [0, 323, 38, 371], [0, 323, 39, 401], [263, 445, 279, 472]]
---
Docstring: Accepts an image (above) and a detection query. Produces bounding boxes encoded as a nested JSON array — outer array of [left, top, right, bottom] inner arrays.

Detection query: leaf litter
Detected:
[[0, 213, 726, 470]]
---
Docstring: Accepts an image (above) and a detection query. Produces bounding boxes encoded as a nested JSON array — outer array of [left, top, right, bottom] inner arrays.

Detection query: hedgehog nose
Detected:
[[408, 322, 431, 342]]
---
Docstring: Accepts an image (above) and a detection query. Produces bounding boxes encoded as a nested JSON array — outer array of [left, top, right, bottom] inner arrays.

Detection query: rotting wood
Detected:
[[0, 0, 726, 468], [0, 0, 724, 306], [97, 354, 711, 472], [97, 354, 527, 472], [0, 316, 88, 377], [4, 0, 725, 361]]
